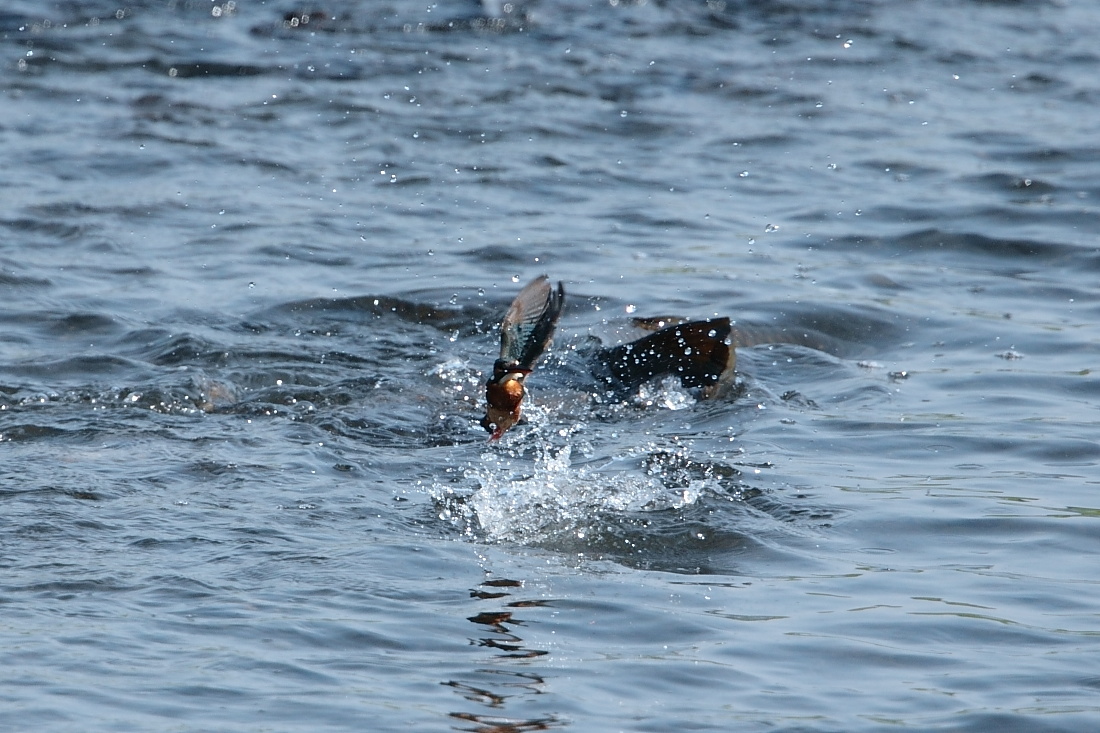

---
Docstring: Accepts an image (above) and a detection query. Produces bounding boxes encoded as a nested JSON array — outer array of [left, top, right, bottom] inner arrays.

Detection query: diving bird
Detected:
[[481, 277, 737, 440], [481, 275, 565, 440]]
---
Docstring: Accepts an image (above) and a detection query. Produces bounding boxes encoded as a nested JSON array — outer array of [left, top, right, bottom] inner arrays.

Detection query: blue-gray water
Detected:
[[3, 1, 1099, 731]]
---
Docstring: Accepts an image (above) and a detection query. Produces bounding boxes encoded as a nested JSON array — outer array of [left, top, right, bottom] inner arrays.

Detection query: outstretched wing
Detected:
[[499, 275, 565, 370]]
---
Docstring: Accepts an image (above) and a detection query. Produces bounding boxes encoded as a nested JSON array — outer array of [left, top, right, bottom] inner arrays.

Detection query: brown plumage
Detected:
[[481, 278, 737, 440], [600, 317, 736, 399], [482, 373, 527, 441], [481, 276, 564, 440]]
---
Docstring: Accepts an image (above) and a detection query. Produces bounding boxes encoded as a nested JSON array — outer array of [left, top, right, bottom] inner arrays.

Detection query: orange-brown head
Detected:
[[481, 361, 530, 440]]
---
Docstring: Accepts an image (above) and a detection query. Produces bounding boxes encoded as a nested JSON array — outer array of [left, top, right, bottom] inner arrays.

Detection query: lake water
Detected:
[[2, 1, 1099, 731]]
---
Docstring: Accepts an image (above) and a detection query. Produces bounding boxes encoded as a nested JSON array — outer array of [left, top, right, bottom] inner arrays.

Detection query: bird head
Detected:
[[481, 363, 531, 440]]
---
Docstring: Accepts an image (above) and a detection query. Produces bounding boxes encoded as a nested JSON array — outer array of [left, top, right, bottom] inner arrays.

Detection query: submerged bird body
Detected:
[[481, 277, 737, 439], [595, 317, 736, 399]]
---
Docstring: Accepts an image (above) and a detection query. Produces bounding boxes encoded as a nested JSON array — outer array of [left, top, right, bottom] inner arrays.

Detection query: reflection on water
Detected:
[[451, 577, 561, 733]]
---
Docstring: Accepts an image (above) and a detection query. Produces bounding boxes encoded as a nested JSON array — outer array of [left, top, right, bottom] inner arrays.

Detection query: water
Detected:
[[3, 1, 1099, 730]]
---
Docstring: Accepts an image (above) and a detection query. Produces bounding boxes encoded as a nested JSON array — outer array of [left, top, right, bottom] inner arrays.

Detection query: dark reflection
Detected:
[[445, 578, 562, 731], [448, 711, 560, 733], [446, 680, 507, 708], [471, 588, 510, 600], [467, 608, 547, 658], [464, 578, 549, 659]]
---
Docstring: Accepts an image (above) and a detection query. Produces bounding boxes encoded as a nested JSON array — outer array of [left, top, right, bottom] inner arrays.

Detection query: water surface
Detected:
[[2, 1, 1099, 731]]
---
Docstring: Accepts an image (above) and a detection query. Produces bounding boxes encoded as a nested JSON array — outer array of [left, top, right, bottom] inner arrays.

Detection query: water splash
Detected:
[[632, 376, 695, 411], [432, 407, 736, 546]]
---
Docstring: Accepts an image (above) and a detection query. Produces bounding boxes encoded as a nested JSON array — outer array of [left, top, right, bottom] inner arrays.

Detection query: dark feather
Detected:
[[499, 275, 565, 371], [600, 318, 734, 391]]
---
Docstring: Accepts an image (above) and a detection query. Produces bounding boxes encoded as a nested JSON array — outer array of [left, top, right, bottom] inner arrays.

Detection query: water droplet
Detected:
[[625, 304, 636, 314]]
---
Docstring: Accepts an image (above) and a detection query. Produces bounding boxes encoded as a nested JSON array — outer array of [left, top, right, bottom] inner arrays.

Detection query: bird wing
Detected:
[[499, 275, 565, 370]]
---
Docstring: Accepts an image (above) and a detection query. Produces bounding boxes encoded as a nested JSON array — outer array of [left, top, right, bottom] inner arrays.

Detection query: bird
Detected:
[[481, 276, 565, 440], [481, 276, 736, 440], [597, 315, 736, 400]]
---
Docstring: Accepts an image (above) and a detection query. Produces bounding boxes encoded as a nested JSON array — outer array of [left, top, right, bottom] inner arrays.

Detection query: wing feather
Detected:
[[499, 275, 565, 370]]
